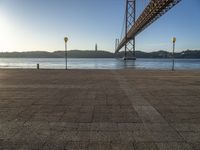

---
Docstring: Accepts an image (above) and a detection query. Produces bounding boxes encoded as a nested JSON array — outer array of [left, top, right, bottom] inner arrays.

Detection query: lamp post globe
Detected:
[[172, 37, 176, 43], [64, 37, 68, 43]]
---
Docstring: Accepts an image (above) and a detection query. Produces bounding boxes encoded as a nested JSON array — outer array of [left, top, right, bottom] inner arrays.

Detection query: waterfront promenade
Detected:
[[0, 69, 200, 149]]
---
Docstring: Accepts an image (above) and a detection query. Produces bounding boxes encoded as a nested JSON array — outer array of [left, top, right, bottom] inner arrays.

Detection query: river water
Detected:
[[0, 58, 199, 70]]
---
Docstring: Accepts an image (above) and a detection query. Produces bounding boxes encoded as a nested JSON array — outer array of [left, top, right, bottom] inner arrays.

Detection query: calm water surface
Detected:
[[0, 58, 199, 70]]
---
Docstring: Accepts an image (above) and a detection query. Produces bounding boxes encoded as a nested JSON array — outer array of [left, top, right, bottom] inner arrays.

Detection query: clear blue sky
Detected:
[[0, 0, 200, 52]]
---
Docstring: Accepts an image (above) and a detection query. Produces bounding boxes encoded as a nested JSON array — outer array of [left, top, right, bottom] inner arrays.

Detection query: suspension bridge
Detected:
[[115, 0, 182, 60]]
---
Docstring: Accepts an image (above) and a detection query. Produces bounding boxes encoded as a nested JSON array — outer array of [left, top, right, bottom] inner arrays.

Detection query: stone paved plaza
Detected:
[[0, 69, 200, 149]]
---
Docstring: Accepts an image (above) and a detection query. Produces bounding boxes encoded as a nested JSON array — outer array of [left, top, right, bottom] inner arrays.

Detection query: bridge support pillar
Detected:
[[124, 0, 136, 60]]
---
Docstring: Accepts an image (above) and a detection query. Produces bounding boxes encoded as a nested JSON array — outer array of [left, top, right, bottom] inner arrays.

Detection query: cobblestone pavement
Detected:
[[0, 69, 200, 150]]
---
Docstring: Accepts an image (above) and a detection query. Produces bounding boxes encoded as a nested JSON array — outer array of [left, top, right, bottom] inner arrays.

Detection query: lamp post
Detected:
[[64, 37, 68, 70], [172, 37, 176, 71]]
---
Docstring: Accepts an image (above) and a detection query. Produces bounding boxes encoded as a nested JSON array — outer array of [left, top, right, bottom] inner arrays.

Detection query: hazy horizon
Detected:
[[1, 49, 199, 54], [0, 0, 200, 53]]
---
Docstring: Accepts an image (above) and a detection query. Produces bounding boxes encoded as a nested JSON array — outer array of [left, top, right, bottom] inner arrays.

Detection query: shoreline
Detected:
[[0, 68, 200, 72]]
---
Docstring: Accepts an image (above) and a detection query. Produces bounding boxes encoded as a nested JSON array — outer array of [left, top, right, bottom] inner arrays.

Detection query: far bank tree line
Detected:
[[0, 50, 200, 58]]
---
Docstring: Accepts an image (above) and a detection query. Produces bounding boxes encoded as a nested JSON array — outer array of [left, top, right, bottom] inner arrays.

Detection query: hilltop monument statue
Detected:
[[95, 44, 98, 51]]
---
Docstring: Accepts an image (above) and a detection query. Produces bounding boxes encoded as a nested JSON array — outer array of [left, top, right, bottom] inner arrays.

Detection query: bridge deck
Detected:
[[116, 0, 181, 52], [0, 69, 199, 149]]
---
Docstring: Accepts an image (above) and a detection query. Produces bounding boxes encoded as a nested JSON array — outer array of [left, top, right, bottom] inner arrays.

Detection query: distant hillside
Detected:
[[116, 50, 200, 58], [0, 50, 113, 58], [54, 50, 114, 58], [0, 50, 200, 58]]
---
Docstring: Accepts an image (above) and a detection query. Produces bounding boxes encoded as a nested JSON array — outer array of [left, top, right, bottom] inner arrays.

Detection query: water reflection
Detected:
[[123, 59, 136, 69], [0, 58, 200, 70]]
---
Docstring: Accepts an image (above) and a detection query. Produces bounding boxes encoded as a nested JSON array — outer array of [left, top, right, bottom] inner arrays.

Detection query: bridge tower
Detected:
[[124, 0, 136, 60]]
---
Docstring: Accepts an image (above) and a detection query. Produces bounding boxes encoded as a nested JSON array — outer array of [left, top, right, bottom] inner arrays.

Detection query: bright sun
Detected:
[[0, 13, 13, 51]]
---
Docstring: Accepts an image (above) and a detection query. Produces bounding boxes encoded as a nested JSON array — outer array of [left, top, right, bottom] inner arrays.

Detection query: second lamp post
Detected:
[[64, 37, 68, 70], [172, 37, 176, 71]]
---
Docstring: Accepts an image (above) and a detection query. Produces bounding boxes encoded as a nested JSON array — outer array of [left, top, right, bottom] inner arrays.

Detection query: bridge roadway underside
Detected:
[[0, 69, 200, 149]]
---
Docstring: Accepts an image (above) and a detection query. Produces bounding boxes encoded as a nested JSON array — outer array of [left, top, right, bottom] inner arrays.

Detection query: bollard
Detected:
[[37, 64, 39, 70]]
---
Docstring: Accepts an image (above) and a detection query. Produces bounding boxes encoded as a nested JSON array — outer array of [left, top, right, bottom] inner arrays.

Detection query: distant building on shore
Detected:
[[95, 44, 98, 51]]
